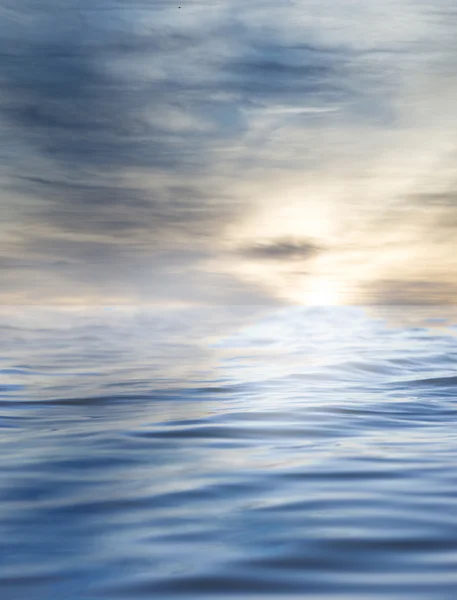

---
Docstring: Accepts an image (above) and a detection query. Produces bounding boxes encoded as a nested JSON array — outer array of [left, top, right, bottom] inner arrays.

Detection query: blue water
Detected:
[[1, 306, 457, 599]]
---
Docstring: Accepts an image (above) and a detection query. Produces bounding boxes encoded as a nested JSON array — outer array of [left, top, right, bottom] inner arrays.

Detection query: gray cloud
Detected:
[[0, 3, 347, 174], [0, 1, 456, 304], [363, 279, 457, 306], [240, 239, 321, 261]]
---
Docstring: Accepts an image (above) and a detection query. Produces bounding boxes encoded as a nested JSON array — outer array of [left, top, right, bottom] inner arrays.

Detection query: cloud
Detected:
[[363, 279, 457, 306], [0, 0, 456, 304], [240, 239, 321, 261], [0, 2, 347, 174], [0, 0, 350, 304]]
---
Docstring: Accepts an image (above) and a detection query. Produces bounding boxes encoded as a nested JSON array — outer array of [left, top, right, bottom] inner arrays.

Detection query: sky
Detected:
[[1, 0, 456, 306]]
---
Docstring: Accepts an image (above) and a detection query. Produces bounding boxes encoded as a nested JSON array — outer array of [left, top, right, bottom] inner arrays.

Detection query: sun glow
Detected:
[[304, 277, 344, 306]]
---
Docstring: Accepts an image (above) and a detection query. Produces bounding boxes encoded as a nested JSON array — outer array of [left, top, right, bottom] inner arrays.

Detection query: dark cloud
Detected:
[[363, 279, 457, 306], [223, 50, 342, 102], [411, 192, 457, 207], [0, 2, 347, 173], [0, 256, 71, 270], [0, 6, 219, 174], [11, 176, 233, 242], [240, 239, 321, 261]]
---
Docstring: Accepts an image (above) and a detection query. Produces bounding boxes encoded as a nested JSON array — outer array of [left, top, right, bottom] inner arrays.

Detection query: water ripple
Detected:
[[1, 307, 457, 599]]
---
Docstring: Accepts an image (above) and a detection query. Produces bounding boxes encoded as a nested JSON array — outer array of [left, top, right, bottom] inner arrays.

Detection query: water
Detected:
[[1, 306, 457, 599]]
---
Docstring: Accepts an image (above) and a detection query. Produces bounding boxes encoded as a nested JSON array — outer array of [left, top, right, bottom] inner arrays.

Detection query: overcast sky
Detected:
[[1, 0, 456, 305]]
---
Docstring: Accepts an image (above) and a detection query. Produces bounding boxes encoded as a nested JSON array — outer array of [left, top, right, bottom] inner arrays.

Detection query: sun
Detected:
[[304, 277, 344, 306]]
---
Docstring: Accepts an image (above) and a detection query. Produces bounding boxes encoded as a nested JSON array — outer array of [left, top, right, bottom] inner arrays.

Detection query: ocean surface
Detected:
[[1, 305, 457, 600]]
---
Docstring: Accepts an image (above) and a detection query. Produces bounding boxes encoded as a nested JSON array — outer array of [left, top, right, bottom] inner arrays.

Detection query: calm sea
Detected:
[[1, 306, 457, 599]]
